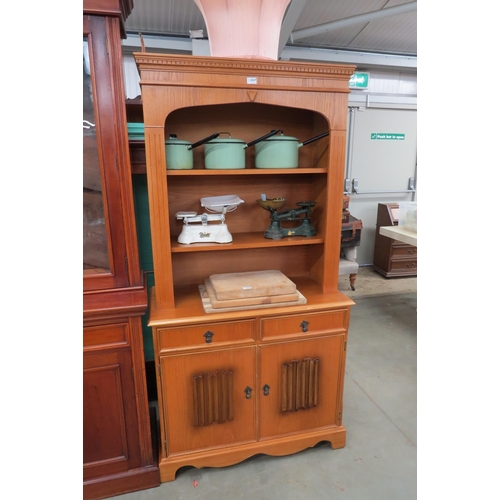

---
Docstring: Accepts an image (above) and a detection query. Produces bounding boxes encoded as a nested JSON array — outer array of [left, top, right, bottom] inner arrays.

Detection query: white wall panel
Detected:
[[346, 107, 417, 265]]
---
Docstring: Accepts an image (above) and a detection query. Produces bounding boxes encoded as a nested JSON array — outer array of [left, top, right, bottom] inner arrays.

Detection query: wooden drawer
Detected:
[[83, 323, 129, 350], [392, 245, 417, 258], [389, 258, 417, 271], [261, 309, 348, 341], [157, 319, 255, 352]]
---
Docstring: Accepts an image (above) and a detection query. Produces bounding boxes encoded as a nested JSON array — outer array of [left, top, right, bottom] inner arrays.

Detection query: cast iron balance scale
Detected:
[[257, 195, 316, 240]]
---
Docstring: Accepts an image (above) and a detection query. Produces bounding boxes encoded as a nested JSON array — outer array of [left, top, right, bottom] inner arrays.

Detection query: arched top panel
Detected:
[[135, 53, 355, 130], [165, 102, 330, 146]]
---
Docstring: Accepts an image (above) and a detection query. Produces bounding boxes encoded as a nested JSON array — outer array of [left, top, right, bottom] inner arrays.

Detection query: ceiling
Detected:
[[123, 0, 417, 71]]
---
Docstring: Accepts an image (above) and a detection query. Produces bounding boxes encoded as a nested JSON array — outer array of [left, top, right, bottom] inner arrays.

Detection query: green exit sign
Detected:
[[349, 72, 369, 89], [371, 133, 406, 140]]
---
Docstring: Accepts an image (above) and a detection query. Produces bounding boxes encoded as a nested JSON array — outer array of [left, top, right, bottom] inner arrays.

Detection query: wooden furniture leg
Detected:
[[349, 273, 356, 291]]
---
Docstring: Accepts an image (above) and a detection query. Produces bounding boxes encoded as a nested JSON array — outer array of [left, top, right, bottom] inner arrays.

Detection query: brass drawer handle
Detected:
[[203, 330, 214, 343], [300, 320, 309, 332]]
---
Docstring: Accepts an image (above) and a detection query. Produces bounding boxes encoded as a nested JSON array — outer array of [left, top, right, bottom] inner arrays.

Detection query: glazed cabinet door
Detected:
[[83, 348, 141, 480], [160, 347, 257, 454], [83, 14, 135, 291], [259, 336, 345, 439]]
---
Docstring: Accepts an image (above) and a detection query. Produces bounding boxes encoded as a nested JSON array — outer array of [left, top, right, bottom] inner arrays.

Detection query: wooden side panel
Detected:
[[317, 128, 348, 292], [144, 128, 175, 307]]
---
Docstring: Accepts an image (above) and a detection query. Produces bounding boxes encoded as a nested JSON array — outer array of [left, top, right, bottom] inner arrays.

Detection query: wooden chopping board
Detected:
[[208, 270, 297, 301], [204, 279, 299, 309], [199, 284, 306, 313]]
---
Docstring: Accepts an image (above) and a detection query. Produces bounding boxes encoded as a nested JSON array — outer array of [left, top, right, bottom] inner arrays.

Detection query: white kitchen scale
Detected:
[[176, 195, 244, 244]]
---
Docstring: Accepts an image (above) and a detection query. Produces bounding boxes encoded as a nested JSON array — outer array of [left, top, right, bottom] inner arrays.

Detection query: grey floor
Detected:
[[116, 291, 417, 500]]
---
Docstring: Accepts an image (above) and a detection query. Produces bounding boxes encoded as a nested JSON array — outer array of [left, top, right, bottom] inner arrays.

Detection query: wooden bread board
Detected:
[[208, 270, 296, 301], [199, 284, 306, 313], [204, 279, 299, 309]]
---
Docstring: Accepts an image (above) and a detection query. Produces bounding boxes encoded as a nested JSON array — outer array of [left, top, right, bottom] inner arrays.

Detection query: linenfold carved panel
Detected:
[[193, 370, 234, 426], [281, 358, 319, 412]]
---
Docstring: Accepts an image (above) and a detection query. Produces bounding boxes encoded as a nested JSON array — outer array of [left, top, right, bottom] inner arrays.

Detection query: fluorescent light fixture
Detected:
[[189, 30, 204, 39]]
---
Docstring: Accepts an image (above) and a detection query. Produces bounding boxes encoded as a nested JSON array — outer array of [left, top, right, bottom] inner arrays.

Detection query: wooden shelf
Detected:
[[167, 168, 328, 175], [129, 139, 327, 177], [171, 232, 324, 252]]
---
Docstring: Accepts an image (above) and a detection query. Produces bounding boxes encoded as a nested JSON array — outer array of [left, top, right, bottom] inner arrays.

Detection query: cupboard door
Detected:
[[83, 349, 141, 480], [160, 347, 257, 454], [259, 336, 344, 439]]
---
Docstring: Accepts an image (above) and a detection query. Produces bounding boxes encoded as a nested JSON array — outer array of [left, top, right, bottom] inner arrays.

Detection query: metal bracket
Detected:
[[352, 177, 415, 195]]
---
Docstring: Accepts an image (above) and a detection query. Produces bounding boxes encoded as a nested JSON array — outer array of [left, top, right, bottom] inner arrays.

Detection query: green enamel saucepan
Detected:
[[204, 130, 280, 170], [253, 130, 330, 169], [165, 132, 219, 170]]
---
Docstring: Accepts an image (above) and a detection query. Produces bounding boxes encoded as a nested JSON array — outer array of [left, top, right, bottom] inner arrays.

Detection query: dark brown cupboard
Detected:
[[83, 2, 159, 498]]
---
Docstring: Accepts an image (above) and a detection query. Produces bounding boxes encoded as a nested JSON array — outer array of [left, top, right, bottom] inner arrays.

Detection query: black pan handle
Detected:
[[300, 131, 330, 146], [188, 132, 220, 150], [245, 129, 281, 149]]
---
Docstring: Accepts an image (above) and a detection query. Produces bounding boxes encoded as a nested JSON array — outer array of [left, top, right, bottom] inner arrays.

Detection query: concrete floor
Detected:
[[116, 286, 417, 500]]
